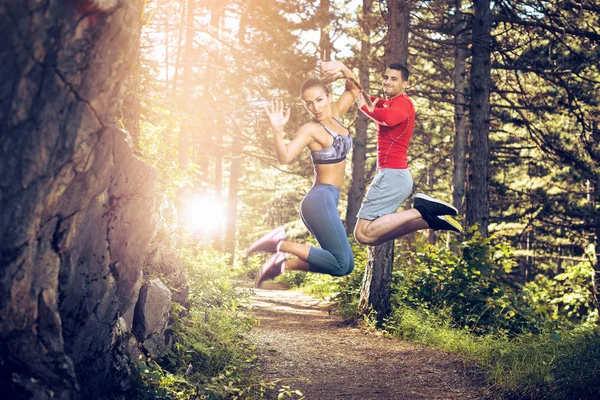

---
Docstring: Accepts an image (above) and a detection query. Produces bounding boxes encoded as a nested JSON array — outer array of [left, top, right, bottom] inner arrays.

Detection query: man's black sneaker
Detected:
[[414, 193, 458, 217], [427, 215, 463, 233]]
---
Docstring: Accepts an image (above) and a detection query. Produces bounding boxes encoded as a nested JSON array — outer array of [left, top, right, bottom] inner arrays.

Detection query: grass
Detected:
[[382, 306, 600, 400], [130, 247, 272, 399]]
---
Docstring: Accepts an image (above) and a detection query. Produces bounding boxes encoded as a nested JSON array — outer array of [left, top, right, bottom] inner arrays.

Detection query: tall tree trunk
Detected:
[[358, 244, 393, 319], [203, 4, 225, 246], [179, 0, 196, 167], [384, 0, 410, 64], [427, 165, 436, 244], [225, 127, 243, 264], [210, 4, 223, 206], [223, 17, 249, 263], [176, 0, 197, 242], [466, 0, 492, 236], [172, 1, 186, 98], [359, 0, 410, 323], [452, 0, 469, 213], [346, 0, 372, 234], [592, 178, 600, 318], [318, 0, 332, 62]]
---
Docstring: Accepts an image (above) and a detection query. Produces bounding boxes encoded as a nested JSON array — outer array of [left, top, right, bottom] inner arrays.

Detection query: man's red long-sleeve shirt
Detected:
[[360, 93, 415, 169]]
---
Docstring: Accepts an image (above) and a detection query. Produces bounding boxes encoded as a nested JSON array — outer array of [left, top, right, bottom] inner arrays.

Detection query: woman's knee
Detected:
[[332, 257, 354, 277], [345, 258, 355, 275]]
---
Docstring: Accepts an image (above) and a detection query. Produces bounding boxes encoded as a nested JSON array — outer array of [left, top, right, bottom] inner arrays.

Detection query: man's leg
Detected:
[[354, 169, 419, 246], [355, 212, 462, 246], [354, 209, 425, 246]]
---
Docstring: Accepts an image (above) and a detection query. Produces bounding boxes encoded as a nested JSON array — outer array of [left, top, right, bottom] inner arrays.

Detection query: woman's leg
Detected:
[[298, 185, 354, 276], [256, 185, 353, 285], [282, 257, 310, 272], [278, 240, 310, 260]]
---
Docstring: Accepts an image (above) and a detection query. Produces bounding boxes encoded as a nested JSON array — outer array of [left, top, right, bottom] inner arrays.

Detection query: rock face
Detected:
[[0, 1, 185, 399], [133, 279, 173, 358], [144, 241, 190, 306]]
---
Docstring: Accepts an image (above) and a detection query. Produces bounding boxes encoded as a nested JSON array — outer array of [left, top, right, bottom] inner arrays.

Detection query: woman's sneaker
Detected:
[[246, 226, 287, 256], [413, 193, 458, 217], [255, 252, 286, 287]]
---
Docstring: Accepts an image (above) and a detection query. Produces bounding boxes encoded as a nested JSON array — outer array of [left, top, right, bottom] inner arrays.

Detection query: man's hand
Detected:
[[356, 92, 375, 112]]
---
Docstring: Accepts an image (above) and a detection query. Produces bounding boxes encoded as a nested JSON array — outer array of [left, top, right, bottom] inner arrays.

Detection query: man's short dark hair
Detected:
[[388, 63, 409, 81]]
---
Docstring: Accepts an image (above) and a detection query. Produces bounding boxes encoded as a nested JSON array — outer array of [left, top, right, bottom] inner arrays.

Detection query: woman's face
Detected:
[[301, 86, 331, 121]]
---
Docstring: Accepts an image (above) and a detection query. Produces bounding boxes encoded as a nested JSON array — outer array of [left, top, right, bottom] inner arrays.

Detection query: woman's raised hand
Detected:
[[264, 99, 290, 132], [320, 61, 345, 84], [321, 61, 343, 77]]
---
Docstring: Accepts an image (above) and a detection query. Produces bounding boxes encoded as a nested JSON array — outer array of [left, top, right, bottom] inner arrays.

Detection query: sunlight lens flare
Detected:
[[183, 194, 226, 234]]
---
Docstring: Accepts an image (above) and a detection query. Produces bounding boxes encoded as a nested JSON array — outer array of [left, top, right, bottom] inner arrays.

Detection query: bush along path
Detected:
[[249, 282, 486, 400]]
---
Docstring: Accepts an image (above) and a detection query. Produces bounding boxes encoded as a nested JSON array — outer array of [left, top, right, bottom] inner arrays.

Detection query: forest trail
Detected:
[[249, 282, 486, 400]]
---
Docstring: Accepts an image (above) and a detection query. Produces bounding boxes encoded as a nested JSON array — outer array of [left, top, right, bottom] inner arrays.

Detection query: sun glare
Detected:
[[183, 194, 226, 234]]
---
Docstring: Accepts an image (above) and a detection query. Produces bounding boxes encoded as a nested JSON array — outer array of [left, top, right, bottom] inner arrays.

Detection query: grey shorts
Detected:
[[357, 168, 413, 221]]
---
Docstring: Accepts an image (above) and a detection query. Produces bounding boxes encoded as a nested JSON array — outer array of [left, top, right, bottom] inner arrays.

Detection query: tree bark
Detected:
[[318, 0, 332, 62], [209, 4, 223, 208], [346, 0, 372, 234], [202, 4, 225, 246], [179, 0, 196, 167], [466, 0, 492, 236], [222, 13, 249, 262], [592, 178, 600, 318], [358, 0, 410, 323], [358, 244, 393, 320], [225, 126, 243, 264], [452, 0, 469, 213], [385, 0, 410, 65]]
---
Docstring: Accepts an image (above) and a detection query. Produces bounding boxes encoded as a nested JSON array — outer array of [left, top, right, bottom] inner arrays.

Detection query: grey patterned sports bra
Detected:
[[310, 118, 353, 165]]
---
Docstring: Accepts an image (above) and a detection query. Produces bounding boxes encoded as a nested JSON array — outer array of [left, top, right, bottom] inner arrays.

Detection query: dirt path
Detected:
[[249, 283, 486, 400]]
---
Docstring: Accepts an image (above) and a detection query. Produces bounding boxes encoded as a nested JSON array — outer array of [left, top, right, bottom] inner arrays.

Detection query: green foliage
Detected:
[[525, 260, 598, 325], [392, 226, 539, 335], [484, 327, 600, 400], [132, 249, 267, 399], [277, 385, 304, 400]]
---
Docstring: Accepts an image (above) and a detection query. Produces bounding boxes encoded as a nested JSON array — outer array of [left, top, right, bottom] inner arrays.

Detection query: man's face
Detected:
[[382, 68, 407, 98]]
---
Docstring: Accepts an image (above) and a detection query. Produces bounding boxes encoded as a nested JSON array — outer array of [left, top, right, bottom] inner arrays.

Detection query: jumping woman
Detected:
[[247, 62, 360, 287]]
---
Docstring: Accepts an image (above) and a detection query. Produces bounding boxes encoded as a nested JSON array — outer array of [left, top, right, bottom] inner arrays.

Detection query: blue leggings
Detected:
[[299, 184, 354, 276]]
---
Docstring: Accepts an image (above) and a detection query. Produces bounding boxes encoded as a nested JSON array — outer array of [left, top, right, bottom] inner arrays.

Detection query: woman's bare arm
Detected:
[[321, 62, 361, 118], [265, 100, 314, 165]]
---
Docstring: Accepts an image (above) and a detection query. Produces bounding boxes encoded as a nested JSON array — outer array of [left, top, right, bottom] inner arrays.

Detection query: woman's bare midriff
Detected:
[[313, 161, 346, 189]]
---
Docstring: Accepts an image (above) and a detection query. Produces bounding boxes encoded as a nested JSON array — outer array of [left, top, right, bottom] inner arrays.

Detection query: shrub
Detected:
[[391, 226, 540, 335]]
